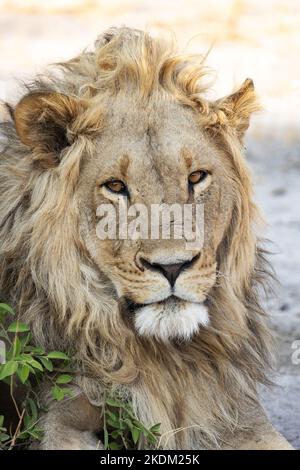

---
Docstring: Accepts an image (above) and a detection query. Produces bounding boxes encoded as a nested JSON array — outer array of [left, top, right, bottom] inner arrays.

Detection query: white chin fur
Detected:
[[134, 299, 209, 342]]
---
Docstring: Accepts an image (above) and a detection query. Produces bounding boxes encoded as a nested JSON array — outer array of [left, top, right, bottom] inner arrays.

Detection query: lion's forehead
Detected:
[[92, 103, 218, 179], [97, 95, 201, 147]]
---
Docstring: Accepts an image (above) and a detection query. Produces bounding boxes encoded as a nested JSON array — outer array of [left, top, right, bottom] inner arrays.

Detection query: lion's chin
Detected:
[[134, 297, 209, 342]]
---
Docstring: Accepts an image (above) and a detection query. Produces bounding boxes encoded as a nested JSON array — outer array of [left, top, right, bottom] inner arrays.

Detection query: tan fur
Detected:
[[0, 27, 292, 449]]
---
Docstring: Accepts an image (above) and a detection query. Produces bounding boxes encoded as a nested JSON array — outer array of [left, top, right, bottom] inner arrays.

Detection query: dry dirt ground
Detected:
[[0, 0, 299, 448]]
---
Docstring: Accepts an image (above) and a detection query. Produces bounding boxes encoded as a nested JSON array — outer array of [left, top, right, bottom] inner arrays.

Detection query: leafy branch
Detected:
[[103, 392, 161, 450], [0, 302, 161, 450], [0, 303, 73, 449]]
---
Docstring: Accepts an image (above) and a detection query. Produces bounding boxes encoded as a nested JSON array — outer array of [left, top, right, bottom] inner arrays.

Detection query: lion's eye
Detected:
[[188, 170, 208, 185], [104, 180, 127, 194]]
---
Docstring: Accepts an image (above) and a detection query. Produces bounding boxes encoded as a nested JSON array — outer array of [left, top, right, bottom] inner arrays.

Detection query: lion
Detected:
[[0, 27, 293, 450]]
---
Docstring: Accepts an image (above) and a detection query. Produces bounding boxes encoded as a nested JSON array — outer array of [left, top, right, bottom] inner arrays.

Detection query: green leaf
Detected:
[[146, 433, 157, 445], [124, 418, 134, 429], [18, 353, 34, 362], [105, 398, 123, 408], [107, 419, 119, 428], [0, 330, 9, 341], [18, 355, 43, 372], [26, 398, 38, 421], [20, 333, 31, 348], [0, 415, 4, 427], [131, 427, 140, 444], [55, 374, 72, 384], [16, 361, 35, 375], [60, 388, 73, 398], [106, 410, 119, 423], [17, 432, 30, 440], [23, 413, 32, 429], [110, 430, 122, 439], [51, 385, 65, 401], [38, 356, 53, 372], [47, 351, 69, 360], [17, 364, 30, 384], [12, 337, 22, 358], [27, 429, 41, 440], [109, 442, 122, 450], [25, 346, 45, 355], [0, 303, 15, 315], [7, 321, 30, 333], [149, 423, 161, 434], [0, 360, 18, 380], [28, 427, 43, 440], [0, 433, 10, 442], [1, 376, 12, 386], [131, 420, 144, 431], [28, 359, 43, 372]]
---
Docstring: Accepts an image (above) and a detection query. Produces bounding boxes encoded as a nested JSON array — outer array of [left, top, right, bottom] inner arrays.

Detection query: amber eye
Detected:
[[104, 179, 127, 194], [188, 170, 208, 185]]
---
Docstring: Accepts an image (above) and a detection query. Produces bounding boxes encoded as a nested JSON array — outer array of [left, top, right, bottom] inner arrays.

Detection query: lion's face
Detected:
[[13, 28, 256, 343], [78, 97, 234, 341]]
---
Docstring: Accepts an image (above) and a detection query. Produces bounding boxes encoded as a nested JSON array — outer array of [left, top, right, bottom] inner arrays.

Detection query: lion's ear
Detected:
[[14, 92, 85, 167], [210, 79, 259, 140]]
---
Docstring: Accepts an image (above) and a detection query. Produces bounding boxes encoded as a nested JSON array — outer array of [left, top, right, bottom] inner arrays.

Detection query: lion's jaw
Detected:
[[134, 297, 209, 341]]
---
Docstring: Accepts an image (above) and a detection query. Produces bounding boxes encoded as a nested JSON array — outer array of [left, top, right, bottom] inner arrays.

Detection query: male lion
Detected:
[[0, 27, 293, 449]]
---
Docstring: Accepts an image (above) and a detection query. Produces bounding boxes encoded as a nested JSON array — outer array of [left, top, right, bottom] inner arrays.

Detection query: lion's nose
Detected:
[[156, 262, 186, 287], [140, 255, 199, 287]]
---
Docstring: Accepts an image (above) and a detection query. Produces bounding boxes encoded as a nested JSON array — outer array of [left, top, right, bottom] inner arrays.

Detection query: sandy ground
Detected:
[[0, 0, 299, 448], [247, 137, 300, 448]]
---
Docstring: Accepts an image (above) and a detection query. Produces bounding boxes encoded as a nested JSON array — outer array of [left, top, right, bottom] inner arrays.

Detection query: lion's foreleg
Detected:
[[223, 410, 293, 450], [233, 425, 294, 450], [38, 391, 103, 450]]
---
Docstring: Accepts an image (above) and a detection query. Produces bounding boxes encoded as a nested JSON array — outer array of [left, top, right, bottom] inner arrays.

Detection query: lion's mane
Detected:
[[0, 27, 273, 448]]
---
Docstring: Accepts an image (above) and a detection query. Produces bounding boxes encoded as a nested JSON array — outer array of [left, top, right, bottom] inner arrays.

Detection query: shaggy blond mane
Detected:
[[0, 27, 274, 449]]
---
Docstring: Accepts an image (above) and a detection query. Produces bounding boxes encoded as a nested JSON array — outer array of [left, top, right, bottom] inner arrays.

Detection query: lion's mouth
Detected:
[[120, 295, 210, 341], [122, 295, 182, 315], [122, 294, 209, 314]]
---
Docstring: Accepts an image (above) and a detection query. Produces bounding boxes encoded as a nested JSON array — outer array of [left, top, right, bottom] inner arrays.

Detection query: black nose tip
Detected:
[[157, 262, 186, 287], [140, 255, 199, 287]]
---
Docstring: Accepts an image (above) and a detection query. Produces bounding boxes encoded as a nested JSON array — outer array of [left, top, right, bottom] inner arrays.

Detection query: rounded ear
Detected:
[[14, 92, 85, 167], [207, 79, 260, 140]]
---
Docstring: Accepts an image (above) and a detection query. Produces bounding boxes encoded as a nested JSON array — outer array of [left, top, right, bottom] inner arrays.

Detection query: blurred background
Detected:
[[0, 0, 299, 448]]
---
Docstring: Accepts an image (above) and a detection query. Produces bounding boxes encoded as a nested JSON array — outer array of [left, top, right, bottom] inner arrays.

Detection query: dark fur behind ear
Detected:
[[14, 92, 85, 168]]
